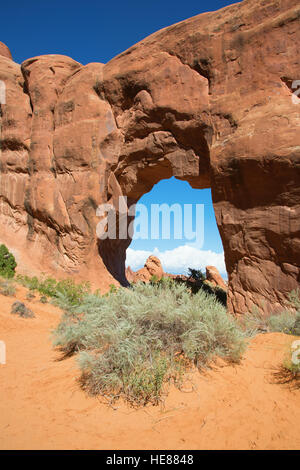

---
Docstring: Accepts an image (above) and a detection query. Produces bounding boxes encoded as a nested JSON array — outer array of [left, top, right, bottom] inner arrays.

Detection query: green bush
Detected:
[[150, 274, 159, 285], [16, 274, 91, 306], [53, 282, 245, 406], [0, 244, 17, 278]]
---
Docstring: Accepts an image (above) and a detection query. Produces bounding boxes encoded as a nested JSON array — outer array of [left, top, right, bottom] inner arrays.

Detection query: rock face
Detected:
[[126, 256, 164, 283], [0, 42, 12, 60], [0, 0, 299, 314], [206, 266, 227, 290]]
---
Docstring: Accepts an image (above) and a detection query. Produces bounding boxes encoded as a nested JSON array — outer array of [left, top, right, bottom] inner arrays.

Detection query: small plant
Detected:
[[274, 340, 300, 389], [11, 301, 35, 318], [108, 284, 117, 294], [0, 277, 16, 297], [291, 314, 300, 336], [156, 276, 176, 289], [39, 295, 48, 304], [26, 292, 36, 301], [16, 275, 91, 305], [150, 274, 159, 284], [0, 244, 17, 278]]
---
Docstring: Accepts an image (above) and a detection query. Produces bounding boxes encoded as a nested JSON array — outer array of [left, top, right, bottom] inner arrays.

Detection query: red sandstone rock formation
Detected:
[[0, 42, 12, 60], [0, 0, 299, 314], [206, 266, 227, 290], [125, 266, 135, 283], [126, 256, 164, 283]]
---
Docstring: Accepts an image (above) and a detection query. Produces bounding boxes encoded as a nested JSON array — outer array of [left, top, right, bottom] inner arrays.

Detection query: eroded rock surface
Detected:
[[206, 266, 227, 290], [0, 0, 299, 314], [126, 255, 164, 283]]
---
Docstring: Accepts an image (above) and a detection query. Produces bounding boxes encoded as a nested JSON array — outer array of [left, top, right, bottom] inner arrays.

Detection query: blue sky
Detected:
[[131, 178, 222, 253], [127, 180, 226, 276], [1, 0, 232, 276], [3, 0, 235, 65]]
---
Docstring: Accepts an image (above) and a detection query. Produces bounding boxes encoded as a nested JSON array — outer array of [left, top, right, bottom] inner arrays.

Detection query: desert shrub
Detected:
[[187, 268, 206, 283], [0, 244, 17, 278], [39, 296, 48, 304], [16, 275, 39, 291], [150, 274, 159, 285], [274, 340, 300, 389], [149, 276, 176, 289], [212, 285, 227, 306], [53, 282, 245, 406], [184, 268, 227, 306], [11, 301, 35, 318], [16, 275, 91, 306], [108, 284, 118, 294], [288, 289, 300, 310], [0, 277, 16, 297], [291, 314, 300, 336], [242, 290, 300, 336], [26, 292, 36, 300]]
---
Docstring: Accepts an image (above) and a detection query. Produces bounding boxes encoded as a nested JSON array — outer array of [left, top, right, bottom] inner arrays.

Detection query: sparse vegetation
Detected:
[[0, 244, 17, 279], [52, 281, 245, 406], [274, 339, 300, 389], [0, 277, 16, 297], [187, 268, 206, 283], [26, 292, 36, 301], [149, 270, 228, 306], [16, 275, 91, 306], [241, 290, 300, 336], [11, 301, 35, 318]]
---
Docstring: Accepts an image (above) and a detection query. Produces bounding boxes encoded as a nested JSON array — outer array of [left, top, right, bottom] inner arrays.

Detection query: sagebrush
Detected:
[[53, 281, 245, 406]]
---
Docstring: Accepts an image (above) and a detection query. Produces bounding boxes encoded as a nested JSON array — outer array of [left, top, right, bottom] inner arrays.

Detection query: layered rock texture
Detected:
[[0, 0, 299, 314]]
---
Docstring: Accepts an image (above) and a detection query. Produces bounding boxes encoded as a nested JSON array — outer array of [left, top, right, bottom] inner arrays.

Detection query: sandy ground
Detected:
[[0, 285, 299, 450]]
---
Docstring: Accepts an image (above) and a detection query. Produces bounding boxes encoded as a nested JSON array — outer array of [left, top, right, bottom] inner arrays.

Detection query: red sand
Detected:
[[0, 286, 299, 450]]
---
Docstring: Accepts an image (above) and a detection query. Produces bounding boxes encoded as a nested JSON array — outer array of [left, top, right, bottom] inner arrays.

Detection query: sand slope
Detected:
[[0, 286, 299, 450]]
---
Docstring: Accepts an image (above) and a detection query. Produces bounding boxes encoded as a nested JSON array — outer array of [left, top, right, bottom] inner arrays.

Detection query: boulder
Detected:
[[206, 266, 227, 290], [0, 42, 12, 60], [127, 255, 164, 283]]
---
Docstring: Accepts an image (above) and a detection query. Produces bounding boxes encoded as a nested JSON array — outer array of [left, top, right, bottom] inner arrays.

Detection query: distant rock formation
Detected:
[[126, 256, 228, 291], [126, 256, 164, 283], [0, 0, 299, 314], [0, 41, 12, 59], [205, 266, 227, 290]]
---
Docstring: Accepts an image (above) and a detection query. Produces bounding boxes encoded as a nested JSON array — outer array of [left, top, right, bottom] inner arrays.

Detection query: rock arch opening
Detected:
[[125, 177, 226, 281]]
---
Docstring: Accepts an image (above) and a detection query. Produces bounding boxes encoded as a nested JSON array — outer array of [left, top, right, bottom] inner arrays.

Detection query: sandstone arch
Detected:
[[0, 0, 299, 314]]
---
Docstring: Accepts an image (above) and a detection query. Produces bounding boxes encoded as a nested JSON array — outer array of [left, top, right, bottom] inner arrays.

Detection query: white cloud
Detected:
[[126, 245, 227, 276]]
